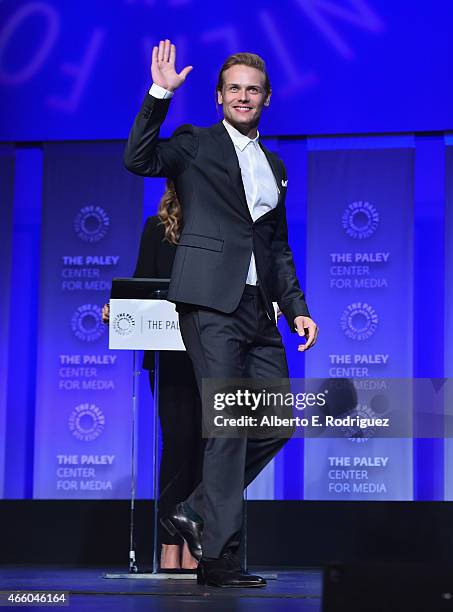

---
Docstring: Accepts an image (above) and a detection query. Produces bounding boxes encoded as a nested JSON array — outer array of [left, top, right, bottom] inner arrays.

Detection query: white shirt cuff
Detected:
[[149, 83, 174, 99]]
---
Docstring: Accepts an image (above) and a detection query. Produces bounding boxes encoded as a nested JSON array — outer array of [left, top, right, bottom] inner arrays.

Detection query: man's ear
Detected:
[[264, 91, 272, 107], [217, 89, 223, 105]]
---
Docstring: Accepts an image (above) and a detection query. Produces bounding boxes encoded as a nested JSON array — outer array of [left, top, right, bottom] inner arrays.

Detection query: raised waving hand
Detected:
[[151, 39, 193, 92]]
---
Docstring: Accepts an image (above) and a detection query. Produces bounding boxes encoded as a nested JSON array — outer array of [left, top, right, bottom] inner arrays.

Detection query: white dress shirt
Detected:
[[221, 120, 279, 285], [149, 84, 279, 285], [149, 83, 174, 99]]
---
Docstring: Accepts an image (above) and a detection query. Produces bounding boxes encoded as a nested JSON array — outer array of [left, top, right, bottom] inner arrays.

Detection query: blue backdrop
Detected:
[[33, 143, 143, 499], [0, 1, 452, 140], [1, 134, 449, 500]]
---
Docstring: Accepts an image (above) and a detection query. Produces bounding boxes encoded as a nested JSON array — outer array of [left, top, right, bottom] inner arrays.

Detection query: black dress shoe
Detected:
[[160, 502, 203, 561], [197, 551, 267, 588]]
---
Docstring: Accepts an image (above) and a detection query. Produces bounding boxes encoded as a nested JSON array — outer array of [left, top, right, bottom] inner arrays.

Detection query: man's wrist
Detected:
[[149, 83, 174, 99]]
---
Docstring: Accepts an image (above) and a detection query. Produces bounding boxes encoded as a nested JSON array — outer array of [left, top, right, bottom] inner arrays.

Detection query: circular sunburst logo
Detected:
[[342, 201, 379, 239], [71, 304, 105, 342], [68, 403, 105, 442], [340, 302, 378, 341], [112, 312, 136, 336], [74, 205, 110, 243], [342, 404, 377, 443]]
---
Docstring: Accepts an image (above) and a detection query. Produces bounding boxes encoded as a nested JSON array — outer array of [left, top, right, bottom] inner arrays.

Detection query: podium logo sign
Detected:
[[109, 299, 185, 351], [112, 312, 136, 336]]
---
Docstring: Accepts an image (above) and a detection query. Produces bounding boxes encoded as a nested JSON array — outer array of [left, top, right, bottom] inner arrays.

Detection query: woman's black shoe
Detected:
[[160, 502, 203, 561]]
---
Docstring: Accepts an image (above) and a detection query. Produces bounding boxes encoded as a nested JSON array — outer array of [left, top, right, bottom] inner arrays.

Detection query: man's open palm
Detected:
[[151, 39, 193, 92]]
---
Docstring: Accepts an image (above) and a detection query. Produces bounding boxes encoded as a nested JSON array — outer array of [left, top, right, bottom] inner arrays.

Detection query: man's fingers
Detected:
[[303, 325, 316, 349], [309, 324, 319, 346], [163, 39, 171, 62], [298, 323, 318, 351], [152, 45, 158, 65], [169, 43, 176, 65], [158, 40, 165, 62], [179, 65, 193, 80]]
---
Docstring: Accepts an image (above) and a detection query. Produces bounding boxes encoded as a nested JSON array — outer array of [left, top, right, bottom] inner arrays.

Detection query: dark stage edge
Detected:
[[4, 500, 453, 567], [0, 567, 322, 611]]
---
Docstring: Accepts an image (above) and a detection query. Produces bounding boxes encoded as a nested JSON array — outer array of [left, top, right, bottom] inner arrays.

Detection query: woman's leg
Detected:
[[149, 371, 183, 569], [154, 354, 204, 568]]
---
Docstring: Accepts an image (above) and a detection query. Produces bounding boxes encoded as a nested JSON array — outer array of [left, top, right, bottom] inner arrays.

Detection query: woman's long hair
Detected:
[[157, 179, 182, 245]]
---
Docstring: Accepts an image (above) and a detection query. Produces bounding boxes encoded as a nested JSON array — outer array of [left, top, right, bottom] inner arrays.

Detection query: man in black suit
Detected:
[[124, 39, 318, 587]]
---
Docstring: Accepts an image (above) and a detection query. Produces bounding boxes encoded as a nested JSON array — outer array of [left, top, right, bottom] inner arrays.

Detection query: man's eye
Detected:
[[230, 86, 238, 91]]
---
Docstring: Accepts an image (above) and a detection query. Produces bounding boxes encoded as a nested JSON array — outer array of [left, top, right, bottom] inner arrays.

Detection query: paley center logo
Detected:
[[69, 403, 105, 442], [74, 205, 110, 243], [112, 312, 136, 336], [342, 201, 379, 239], [340, 302, 378, 341], [71, 304, 105, 342], [342, 404, 377, 444]]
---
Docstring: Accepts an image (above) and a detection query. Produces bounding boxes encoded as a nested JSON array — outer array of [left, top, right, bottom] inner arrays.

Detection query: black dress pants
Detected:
[[178, 285, 291, 559]]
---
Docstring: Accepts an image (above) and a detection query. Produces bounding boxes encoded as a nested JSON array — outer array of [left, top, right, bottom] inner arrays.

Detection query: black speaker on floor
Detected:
[[323, 564, 453, 612]]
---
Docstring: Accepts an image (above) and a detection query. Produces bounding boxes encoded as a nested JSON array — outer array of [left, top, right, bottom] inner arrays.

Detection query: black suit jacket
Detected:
[[124, 94, 310, 329]]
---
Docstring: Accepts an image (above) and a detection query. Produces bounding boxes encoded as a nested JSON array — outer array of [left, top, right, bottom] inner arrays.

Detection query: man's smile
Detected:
[[233, 105, 253, 113]]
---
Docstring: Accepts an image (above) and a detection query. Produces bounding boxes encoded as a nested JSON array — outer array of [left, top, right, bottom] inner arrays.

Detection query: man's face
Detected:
[[217, 65, 271, 135]]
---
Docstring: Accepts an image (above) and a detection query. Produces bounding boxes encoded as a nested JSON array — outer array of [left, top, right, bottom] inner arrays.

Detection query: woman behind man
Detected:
[[103, 180, 203, 570]]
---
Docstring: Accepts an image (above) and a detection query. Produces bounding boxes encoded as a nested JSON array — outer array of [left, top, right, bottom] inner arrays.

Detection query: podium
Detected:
[[109, 277, 186, 576]]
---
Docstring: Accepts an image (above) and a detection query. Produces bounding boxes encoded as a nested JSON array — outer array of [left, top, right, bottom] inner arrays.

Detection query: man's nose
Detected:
[[237, 89, 250, 101]]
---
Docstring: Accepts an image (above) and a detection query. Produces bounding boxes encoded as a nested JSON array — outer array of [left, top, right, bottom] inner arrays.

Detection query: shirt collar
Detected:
[[222, 119, 260, 152]]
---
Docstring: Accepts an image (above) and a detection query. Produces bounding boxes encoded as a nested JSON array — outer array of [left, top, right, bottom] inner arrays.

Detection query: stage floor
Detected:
[[0, 567, 322, 611]]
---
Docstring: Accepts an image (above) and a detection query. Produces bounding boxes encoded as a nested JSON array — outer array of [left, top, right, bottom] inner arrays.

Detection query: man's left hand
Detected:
[[294, 316, 318, 352]]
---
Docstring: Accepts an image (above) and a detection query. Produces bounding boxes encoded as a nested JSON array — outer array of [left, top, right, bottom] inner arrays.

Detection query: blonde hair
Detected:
[[157, 179, 182, 245], [216, 52, 271, 96]]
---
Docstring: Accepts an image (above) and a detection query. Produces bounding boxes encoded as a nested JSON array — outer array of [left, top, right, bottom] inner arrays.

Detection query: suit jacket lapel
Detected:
[[259, 142, 283, 208], [211, 122, 252, 221], [211, 122, 283, 220]]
